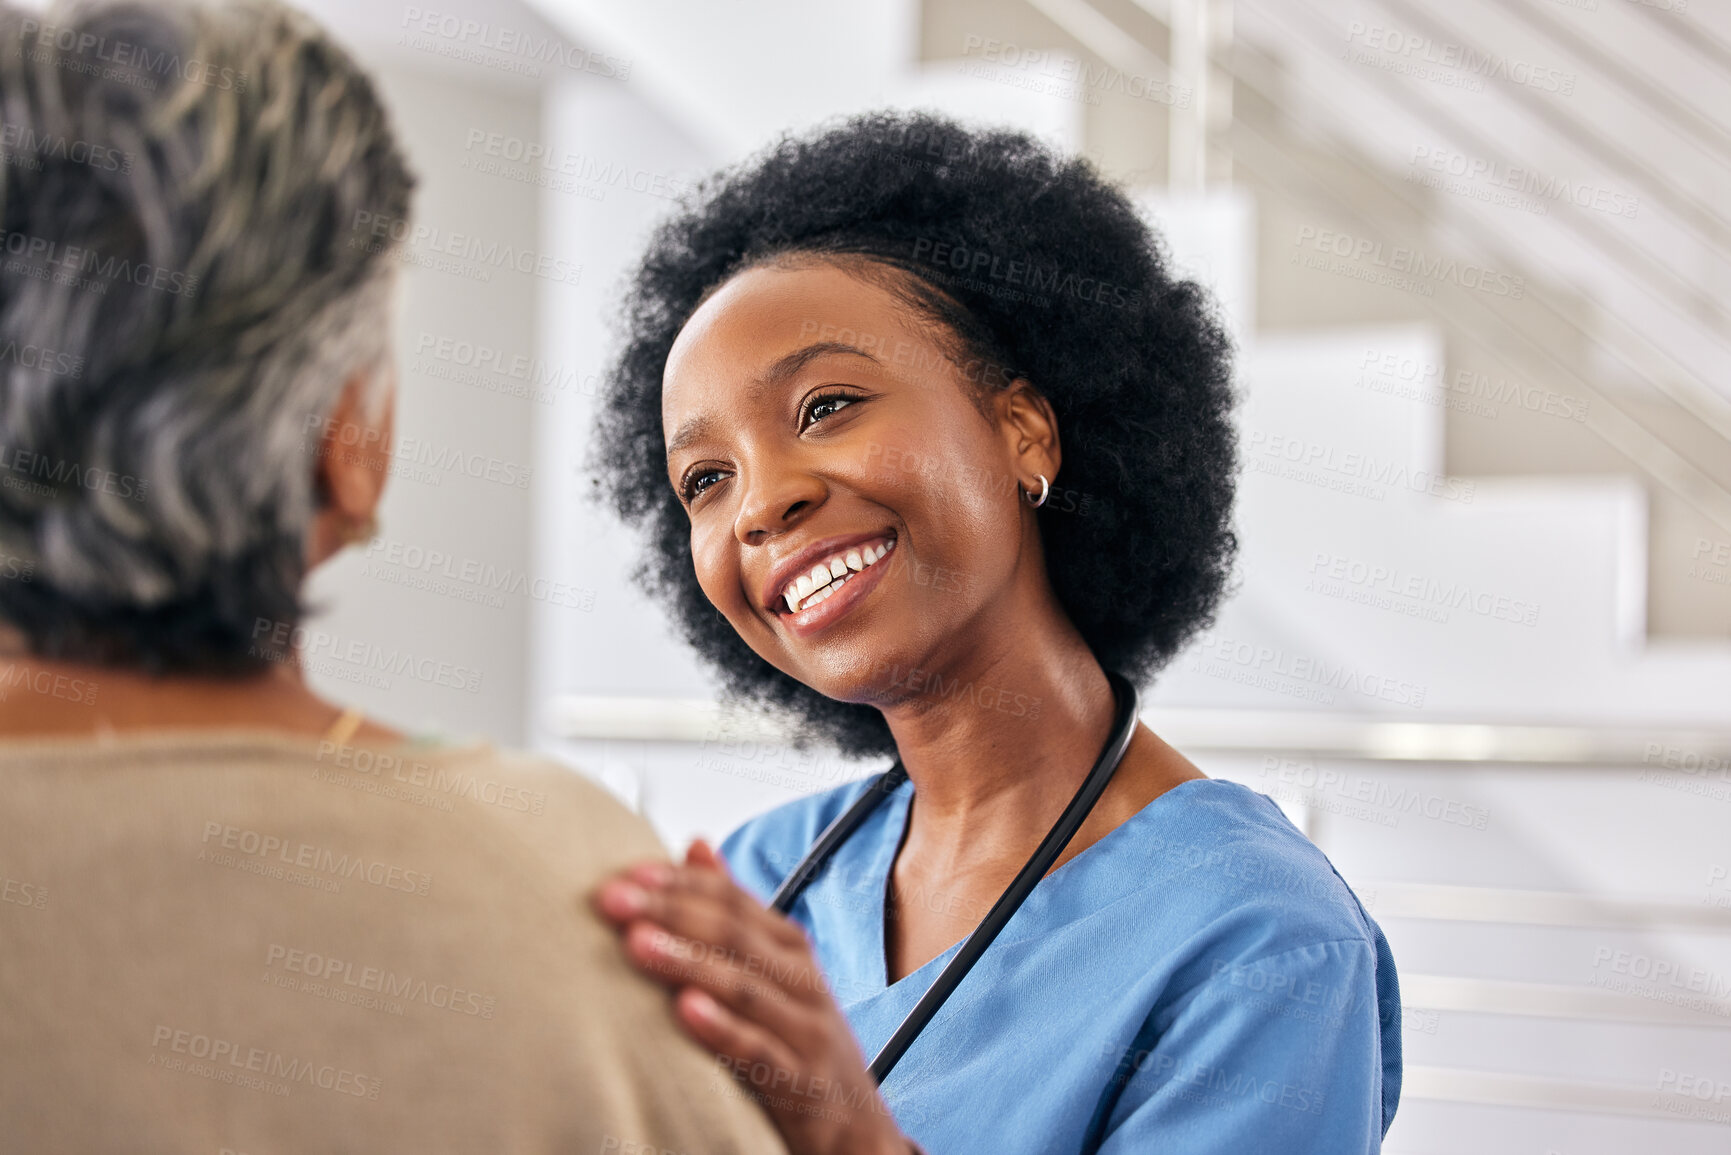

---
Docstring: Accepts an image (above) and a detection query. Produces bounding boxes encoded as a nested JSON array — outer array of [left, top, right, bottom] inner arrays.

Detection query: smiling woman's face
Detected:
[[662, 259, 1059, 705]]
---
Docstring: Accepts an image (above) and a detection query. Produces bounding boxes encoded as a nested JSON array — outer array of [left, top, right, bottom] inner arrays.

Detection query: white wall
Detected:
[[273, 2, 1731, 1148], [296, 5, 553, 744]]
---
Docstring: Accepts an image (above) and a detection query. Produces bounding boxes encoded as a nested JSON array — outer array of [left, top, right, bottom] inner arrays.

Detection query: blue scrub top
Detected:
[[722, 775, 1402, 1154]]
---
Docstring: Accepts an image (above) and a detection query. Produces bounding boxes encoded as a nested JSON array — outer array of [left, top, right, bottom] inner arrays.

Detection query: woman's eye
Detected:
[[684, 468, 726, 501], [802, 391, 859, 428]]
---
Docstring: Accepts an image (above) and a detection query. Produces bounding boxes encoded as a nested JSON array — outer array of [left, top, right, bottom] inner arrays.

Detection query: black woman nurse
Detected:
[[591, 112, 1401, 1155]]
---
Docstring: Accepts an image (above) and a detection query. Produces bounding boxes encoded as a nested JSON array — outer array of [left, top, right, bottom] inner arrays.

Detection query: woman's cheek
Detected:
[[853, 420, 940, 495], [691, 524, 745, 615], [690, 520, 802, 672]]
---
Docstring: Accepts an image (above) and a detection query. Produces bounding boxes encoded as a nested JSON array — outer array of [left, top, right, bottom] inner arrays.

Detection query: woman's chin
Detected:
[[797, 647, 933, 712]]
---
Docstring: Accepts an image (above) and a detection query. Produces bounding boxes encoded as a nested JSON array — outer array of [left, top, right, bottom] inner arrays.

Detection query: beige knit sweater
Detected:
[[0, 730, 786, 1155]]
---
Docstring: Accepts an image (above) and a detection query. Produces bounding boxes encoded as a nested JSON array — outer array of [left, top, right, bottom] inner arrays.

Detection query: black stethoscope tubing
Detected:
[[769, 670, 1141, 1084]]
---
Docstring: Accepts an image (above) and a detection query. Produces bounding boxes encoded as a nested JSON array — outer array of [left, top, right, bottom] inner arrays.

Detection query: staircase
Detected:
[[515, 0, 1731, 1149]]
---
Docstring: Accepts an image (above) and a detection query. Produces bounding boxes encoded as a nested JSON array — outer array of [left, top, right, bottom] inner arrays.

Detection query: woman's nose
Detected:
[[733, 461, 828, 544]]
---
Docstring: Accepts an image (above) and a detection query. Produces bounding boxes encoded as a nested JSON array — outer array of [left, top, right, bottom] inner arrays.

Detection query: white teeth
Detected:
[[779, 536, 898, 612], [796, 576, 852, 613]]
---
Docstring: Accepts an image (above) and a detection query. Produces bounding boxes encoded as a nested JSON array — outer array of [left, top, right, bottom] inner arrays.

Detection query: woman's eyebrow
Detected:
[[759, 340, 883, 388], [666, 341, 883, 456]]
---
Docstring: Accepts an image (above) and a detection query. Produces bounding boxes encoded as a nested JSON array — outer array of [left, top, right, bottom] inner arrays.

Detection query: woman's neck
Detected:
[[874, 599, 1124, 857], [0, 648, 402, 744], [872, 593, 1205, 983]]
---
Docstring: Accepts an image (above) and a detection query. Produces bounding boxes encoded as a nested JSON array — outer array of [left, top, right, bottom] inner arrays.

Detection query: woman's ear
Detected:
[[997, 378, 1062, 490], [305, 367, 396, 571]]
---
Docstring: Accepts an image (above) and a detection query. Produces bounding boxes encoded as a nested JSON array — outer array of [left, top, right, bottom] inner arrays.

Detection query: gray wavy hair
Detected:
[[0, 0, 414, 671]]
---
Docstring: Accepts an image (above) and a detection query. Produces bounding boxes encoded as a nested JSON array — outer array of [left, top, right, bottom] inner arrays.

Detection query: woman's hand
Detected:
[[594, 840, 911, 1155]]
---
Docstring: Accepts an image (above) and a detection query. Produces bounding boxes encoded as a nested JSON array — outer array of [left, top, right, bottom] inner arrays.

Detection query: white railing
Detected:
[[548, 695, 1731, 765]]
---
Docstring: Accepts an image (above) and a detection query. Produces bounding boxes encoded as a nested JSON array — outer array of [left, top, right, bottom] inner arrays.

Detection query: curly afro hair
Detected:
[[593, 111, 1237, 758]]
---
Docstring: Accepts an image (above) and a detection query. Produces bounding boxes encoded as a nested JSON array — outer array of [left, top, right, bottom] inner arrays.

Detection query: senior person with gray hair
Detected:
[[0, 2, 784, 1151]]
